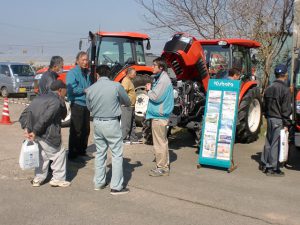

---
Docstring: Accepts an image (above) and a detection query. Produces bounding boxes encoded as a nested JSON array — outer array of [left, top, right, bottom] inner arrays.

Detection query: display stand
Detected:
[[198, 79, 241, 172]]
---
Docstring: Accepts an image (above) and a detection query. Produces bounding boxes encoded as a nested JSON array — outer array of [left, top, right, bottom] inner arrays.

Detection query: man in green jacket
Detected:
[[66, 52, 92, 159]]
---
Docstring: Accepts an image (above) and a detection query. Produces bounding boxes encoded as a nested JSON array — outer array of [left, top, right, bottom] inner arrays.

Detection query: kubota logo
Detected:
[[213, 81, 233, 87]]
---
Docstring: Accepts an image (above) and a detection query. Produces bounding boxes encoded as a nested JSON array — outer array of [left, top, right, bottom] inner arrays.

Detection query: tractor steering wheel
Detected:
[[102, 54, 114, 63]]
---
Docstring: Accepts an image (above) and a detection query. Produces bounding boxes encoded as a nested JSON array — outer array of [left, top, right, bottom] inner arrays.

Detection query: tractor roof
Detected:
[[96, 32, 150, 40], [199, 39, 261, 48]]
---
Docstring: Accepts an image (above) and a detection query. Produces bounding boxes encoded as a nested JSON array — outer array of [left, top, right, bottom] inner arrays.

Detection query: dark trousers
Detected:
[[261, 117, 282, 170], [121, 106, 138, 141], [68, 103, 90, 157]]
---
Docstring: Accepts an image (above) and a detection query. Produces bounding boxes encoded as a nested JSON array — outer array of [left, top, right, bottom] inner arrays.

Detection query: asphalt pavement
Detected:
[[0, 100, 300, 225]]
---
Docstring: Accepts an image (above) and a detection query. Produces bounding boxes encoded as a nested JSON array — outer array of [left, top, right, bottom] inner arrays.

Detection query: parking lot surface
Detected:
[[0, 98, 300, 225]]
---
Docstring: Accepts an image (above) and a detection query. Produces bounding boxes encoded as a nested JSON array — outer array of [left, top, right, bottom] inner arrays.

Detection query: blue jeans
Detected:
[[93, 119, 124, 190], [261, 117, 282, 170]]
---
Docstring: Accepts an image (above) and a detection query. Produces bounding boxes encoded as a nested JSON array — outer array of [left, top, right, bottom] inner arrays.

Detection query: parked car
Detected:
[[0, 62, 35, 97]]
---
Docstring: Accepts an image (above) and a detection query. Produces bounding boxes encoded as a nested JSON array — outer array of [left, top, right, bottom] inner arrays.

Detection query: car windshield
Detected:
[[202, 45, 231, 79], [11, 65, 35, 76]]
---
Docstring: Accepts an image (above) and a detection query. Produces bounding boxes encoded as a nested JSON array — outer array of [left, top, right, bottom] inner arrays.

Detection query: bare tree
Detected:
[[230, 0, 294, 91], [136, 0, 231, 38], [137, 0, 294, 91]]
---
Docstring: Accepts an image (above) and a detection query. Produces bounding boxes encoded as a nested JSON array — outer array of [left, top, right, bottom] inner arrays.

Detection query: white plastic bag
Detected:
[[19, 140, 40, 170], [279, 129, 289, 163]]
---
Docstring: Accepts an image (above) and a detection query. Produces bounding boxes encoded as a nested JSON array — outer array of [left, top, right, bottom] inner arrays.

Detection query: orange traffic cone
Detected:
[[0, 97, 12, 125]]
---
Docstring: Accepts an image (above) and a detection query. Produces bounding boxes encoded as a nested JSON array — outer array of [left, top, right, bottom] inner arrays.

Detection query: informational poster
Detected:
[[199, 79, 241, 169]]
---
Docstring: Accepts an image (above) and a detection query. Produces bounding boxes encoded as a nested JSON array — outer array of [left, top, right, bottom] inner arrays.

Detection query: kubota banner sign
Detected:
[[199, 79, 241, 171]]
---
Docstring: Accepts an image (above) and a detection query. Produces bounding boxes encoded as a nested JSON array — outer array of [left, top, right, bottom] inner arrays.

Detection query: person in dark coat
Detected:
[[261, 64, 292, 176], [39, 56, 64, 94], [19, 80, 70, 187]]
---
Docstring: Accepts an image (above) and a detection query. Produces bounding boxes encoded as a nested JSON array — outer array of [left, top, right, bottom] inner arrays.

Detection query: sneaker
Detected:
[[130, 139, 143, 144], [259, 164, 268, 173], [266, 169, 285, 177], [94, 182, 108, 191], [110, 187, 130, 195], [50, 179, 71, 187], [149, 168, 169, 177], [31, 179, 42, 187], [284, 163, 293, 169], [123, 140, 131, 145]]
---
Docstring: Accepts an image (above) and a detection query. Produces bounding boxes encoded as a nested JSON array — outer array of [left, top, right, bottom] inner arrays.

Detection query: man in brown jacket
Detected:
[[121, 68, 141, 144]]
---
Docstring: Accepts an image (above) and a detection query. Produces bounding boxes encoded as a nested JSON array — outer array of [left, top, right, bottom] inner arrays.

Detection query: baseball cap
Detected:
[[274, 64, 288, 75], [50, 80, 66, 91]]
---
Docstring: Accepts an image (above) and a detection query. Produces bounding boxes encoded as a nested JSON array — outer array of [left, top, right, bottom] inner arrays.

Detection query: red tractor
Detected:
[[158, 33, 263, 143], [293, 53, 300, 147], [87, 31, 153, 124], [86, 31, 262, 144], [34, 32, 153, 127]]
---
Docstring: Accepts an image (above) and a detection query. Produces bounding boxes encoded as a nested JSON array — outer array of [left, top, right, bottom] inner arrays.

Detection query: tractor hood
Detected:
[[162, 33, 209, 82]]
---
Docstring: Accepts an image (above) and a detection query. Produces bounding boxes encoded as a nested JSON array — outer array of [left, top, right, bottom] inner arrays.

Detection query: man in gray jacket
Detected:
[[86, 65, 131, 195], [19, 80, 70, 187]]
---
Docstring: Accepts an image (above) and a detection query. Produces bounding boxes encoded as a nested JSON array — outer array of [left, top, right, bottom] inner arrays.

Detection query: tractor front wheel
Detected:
[[133, 74, 152, 126], [61, 100, 71, 127]]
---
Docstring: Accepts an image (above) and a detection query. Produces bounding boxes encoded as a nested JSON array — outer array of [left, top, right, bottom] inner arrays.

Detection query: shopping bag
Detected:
[[19, 140, 40, 170], [279, 129, 289, 163]]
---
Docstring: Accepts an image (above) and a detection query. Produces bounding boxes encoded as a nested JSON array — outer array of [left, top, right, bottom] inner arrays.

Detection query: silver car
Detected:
[[0, 62, 35, 97]]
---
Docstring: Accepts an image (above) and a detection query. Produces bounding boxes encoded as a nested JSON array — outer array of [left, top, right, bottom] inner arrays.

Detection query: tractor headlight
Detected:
[[180, 36, 192, 44], [218, 40, 228, 46]]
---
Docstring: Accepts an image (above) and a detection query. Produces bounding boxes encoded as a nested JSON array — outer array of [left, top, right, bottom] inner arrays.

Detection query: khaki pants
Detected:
[[152, 119, 169, 169], [35, 140, 67, 182]]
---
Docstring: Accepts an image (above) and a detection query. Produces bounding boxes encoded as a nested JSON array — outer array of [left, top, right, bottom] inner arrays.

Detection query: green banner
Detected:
[[199, 79, 241, 169]]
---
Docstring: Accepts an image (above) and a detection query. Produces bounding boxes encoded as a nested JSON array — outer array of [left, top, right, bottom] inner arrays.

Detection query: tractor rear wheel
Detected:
[[133, 74, 152, 126], [236, 87, 262, 143]]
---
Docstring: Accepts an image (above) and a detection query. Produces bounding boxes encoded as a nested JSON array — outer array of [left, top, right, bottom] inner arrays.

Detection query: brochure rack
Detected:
[[198, 79, 241, 173]]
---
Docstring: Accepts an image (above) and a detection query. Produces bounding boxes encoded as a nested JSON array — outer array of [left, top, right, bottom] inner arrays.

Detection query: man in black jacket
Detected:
[[19, 80, 70, 187], [39, 56, 64, 94], [261, 64, 292, 176]]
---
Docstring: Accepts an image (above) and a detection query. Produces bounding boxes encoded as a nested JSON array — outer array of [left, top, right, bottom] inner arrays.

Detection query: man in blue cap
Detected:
[[260, 64, 292, 176]]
